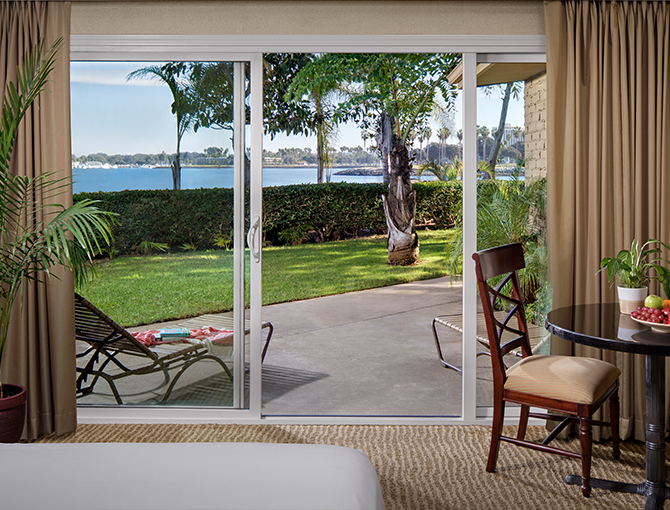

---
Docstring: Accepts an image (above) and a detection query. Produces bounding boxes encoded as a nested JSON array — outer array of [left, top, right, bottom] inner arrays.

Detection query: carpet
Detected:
[[34, 423, 656, 509]]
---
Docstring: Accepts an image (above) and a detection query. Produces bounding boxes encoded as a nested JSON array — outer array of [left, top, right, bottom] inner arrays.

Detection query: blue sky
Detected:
[[70, 61, 525, 157]]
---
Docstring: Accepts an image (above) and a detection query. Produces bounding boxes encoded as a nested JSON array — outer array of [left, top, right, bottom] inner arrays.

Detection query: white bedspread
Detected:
[[0, 442, 384, 510]]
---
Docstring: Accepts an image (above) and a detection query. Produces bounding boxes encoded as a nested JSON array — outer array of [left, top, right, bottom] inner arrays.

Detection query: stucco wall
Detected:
[[524, 71, 547, 182], [71, 1, 545, 36]]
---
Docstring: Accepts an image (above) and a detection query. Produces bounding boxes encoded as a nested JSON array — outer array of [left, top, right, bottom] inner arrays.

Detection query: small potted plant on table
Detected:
[[598, 239, 670, 314], [0, 40, 113, 441]]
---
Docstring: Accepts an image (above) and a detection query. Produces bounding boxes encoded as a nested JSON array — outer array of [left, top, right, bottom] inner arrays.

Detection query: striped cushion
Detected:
[[504, 355, 621, 405]]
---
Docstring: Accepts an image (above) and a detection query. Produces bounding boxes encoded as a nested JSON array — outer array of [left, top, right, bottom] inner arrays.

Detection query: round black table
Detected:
[[546, 303, 670, 509]]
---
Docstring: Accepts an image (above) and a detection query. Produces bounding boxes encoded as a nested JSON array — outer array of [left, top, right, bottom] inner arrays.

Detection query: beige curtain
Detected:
[[0, 1, 74, 440], [546, 0, 670, 441]]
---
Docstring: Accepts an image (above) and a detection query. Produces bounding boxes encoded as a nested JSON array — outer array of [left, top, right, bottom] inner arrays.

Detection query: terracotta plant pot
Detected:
[[618, 286, 648, 315], [0, 384, 26, 443]]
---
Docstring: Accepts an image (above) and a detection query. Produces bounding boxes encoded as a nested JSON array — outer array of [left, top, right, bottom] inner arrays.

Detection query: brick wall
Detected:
[[524, 72, 547, 182]]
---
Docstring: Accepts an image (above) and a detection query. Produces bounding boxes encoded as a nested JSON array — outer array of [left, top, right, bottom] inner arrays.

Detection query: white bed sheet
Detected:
[[0, 442, 384, 510]]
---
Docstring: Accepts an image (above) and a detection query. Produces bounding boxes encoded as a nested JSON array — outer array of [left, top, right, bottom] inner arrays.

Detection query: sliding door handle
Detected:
[[247, 215, 261, 263]]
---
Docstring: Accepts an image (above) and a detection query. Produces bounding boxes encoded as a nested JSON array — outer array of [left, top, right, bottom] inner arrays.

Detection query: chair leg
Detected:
[[432, 319, 462, 374], [517, 404, 529, 440], [609, 390, 620, 460], [487, 399, 505, 473], [578, 416, 592, 497]]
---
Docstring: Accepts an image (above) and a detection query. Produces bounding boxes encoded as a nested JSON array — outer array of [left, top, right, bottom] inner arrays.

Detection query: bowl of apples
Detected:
[[631, 294, 670, 334]]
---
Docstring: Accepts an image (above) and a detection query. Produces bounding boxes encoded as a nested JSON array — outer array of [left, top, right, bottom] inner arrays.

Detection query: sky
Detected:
[[70, 61, 526, 157]]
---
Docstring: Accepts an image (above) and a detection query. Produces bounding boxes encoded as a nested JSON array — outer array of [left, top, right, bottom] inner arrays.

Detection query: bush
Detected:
[[75, 181, 463, 255]]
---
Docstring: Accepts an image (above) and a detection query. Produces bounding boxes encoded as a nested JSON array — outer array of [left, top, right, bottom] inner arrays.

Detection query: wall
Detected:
[[524, 71, 547, 182], [71, 1, 545, 36]]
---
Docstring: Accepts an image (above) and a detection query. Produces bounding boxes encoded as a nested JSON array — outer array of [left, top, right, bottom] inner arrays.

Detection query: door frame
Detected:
[[73, 34, 546, 426]]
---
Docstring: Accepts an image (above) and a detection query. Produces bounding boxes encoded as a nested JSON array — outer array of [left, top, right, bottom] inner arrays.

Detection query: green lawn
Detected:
[[78, 229, 454, 327]]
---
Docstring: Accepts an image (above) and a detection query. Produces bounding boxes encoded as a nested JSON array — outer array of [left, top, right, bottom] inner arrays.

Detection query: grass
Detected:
[[78, 229, 454, 327]]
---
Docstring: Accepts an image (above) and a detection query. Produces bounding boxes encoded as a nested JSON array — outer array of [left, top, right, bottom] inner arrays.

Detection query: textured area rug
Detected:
[[34, 424, 656, 509]]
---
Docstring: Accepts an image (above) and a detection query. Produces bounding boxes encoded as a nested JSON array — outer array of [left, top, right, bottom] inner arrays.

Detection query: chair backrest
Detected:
[[472, 243, 532, 379], [74, 293, 155, 357]]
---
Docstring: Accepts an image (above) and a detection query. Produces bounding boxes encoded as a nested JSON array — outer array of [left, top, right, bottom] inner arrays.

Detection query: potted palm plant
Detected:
[[597, 239, 670, 314], [0, 39, 113, 441]]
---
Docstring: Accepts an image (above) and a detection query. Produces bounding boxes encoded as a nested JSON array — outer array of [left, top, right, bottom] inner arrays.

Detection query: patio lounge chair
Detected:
[[74, 293, 233, 404], [432, 308, 549, 373]]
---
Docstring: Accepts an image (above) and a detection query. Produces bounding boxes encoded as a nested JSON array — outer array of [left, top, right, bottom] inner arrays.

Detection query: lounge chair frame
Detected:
[[75, 293, 233, 405]]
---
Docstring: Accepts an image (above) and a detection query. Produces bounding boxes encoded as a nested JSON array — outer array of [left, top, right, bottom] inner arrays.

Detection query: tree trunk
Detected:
[[486, 82, 513, 177], [171, 153, 181, 191], [380, 112, 392, 185], [382, 129, 419, 266], [316, 125, 324, 184]]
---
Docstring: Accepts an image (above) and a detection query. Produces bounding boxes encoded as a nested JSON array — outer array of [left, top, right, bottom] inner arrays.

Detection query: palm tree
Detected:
[[420, 126, 432, 161], [127, 63, 195, 190], [477, 125, 490, 162], [311, 89, 339, 184], [437, 126, 450, 163]]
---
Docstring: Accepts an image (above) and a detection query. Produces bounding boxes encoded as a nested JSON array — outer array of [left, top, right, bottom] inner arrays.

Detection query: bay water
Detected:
[[72, 166, 391, 193]]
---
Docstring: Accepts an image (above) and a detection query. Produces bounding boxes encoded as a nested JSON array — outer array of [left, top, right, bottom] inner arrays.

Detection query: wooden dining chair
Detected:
[[472, 243, 621, 497]]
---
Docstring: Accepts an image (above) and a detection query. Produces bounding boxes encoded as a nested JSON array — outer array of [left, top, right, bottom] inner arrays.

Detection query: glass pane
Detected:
[[259, 53, 462, 417], [72, 60, 249, 408], [474, 65, 550, 409]]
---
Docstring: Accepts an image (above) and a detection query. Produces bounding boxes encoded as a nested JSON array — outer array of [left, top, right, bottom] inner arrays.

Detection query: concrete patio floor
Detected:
[[260, 276, 464, 416], [77, 276, 508, 415]]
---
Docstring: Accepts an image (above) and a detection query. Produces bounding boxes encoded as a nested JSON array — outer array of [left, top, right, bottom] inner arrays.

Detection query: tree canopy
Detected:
[[286, 53, 460, 145]]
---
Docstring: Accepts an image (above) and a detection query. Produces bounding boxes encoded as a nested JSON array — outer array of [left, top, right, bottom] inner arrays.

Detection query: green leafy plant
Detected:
[[596, 239, 670, 289], [418, 158, 462, 182], [0, 39, 113, 391], [446, 177, 547, 305], [279, 224, 314, 245], [213, 230, 233, 250], [136, 241, 169, 255]]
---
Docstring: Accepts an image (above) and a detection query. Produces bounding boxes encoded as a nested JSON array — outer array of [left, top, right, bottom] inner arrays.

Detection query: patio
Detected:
[[76, 276, 534, 415]]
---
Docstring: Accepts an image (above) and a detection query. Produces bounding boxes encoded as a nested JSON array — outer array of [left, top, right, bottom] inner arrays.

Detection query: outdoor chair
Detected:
[[473, 243, 621, 498], [432, 308, 549, 373], [74, 293, 233, 405]]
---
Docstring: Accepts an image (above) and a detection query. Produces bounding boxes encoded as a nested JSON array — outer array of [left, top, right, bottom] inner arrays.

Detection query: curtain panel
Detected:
[[545, 0, 670, 441], [0, 1, 74, 439]]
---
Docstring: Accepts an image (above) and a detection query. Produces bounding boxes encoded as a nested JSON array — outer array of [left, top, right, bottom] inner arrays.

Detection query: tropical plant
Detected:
[[419, 158, 462, 182], [596, 239, 670, 289], [0, 40, 113, 392], [446, 177, 547, 303], [136, 241, 169, 255], [127, 63, 195, 191]]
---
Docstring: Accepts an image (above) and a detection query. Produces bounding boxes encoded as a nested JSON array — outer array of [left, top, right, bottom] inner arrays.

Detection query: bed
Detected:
[[0, 442, 384, 510]]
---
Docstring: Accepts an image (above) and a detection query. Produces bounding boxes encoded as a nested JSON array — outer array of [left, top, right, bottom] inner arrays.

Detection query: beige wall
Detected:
[[524, 71, 547, 181], [71, 1, 545, 36]]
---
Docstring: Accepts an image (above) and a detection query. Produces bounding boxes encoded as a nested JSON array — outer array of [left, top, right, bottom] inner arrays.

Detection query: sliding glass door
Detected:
[[71, 43, 264, 418], [460, 53, 548, 418]]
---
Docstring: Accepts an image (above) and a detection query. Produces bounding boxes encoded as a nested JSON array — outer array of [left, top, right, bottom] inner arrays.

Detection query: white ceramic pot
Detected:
[[618, 286, 648, 314]]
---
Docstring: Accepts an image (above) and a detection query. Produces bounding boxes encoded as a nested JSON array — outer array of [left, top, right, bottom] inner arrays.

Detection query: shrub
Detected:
[[74, 181, 463, 255]]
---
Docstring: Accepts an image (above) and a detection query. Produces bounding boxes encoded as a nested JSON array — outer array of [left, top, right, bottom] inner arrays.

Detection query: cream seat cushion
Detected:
[[505, 355, 621, 405]]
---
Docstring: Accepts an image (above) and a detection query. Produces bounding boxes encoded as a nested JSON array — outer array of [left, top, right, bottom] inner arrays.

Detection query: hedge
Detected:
[[75, 181, 463, 255]]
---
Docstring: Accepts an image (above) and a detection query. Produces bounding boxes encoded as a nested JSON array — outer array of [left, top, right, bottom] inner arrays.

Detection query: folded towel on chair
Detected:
[[132, 326, 233, 346]]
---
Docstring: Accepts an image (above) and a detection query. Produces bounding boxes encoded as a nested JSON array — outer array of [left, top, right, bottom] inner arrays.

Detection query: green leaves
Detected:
[[286, 53, 460, 143], [596, 239, 669, 289], [0, 39, 114, 364]]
